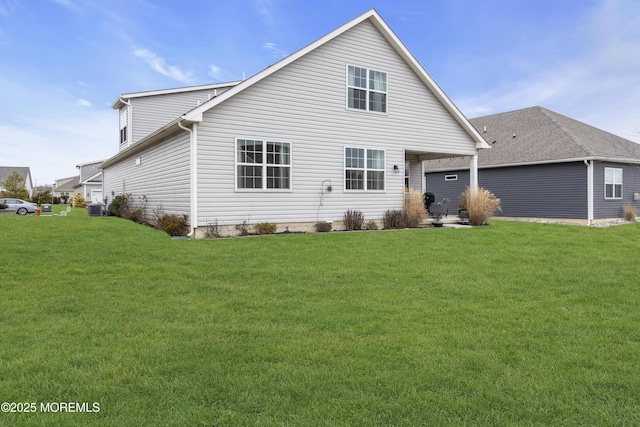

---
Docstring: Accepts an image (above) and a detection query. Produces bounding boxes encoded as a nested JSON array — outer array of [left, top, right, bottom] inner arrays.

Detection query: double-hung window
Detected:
[[119, 108, 128, 145], [345, 147, 385, 191], [236, 139, 291, 190], [347, 65, 387, 113], [604, 167, 622, 199]]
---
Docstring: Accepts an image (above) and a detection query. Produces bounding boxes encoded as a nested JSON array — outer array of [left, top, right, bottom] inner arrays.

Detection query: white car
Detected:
[[0, 198, 38, 215]]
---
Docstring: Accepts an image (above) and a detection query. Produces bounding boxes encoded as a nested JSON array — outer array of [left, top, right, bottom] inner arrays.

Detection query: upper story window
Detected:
[[347, 65, 387, 113], [119, 108, 128, 145], [605, 167, 622, 199], [345, 147, 385, 191], [236, 139, 291, 190]]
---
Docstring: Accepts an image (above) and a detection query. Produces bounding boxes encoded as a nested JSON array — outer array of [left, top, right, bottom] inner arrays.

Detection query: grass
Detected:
[[1, 208, 640, 425]]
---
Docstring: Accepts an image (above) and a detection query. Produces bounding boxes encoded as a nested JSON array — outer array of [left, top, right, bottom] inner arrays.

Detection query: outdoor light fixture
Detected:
[[393, 165, 400, 173]]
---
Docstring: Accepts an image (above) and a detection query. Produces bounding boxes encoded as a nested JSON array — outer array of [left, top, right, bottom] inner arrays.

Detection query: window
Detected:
[[347, 66, 387, 113], [236, 139, 291, 190], [119, 108, 128, 144], [605, 167, 622, 199], [345, 147, 385, 191], [445, 174, 458, 181]]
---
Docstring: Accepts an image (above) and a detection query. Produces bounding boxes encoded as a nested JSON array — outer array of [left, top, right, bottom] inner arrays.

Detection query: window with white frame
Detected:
[[119, 108, 128, 144], [604, 167, 622, 199], [347, 65, 387, 113], [345, 147, 385, 191], [236, 139, 291, 190]]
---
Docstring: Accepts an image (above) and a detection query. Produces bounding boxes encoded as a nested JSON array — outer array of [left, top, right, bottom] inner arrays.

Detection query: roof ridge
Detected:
[[536, 107, 593, 156]]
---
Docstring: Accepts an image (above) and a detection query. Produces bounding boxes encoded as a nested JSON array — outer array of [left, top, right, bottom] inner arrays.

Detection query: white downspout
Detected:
[[178, 120, 198, 237], [469, 155, 479, 195], [584, 159, 593, 225]]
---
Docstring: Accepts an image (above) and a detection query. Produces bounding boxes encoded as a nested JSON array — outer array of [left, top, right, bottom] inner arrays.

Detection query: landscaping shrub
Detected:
[[383, 209, 405, 229], [459, 186, 502, 226], [71, 192, 87, 208], [623, 203, 637, 221], [365, 220, 378, 230], [156, 213, 189, 237], [108, 194, 131, 217], [127, 196, 148, 224], [403, 188, 427, 228], [255, 222, 277, 235], [315, 221, 332, 232], [344, 209, 364, 231]]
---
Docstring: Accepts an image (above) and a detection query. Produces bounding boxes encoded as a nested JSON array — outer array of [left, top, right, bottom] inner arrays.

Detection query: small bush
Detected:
[[365, 220, 378, 230], [315, 221, 332, 232], [71, 192, 87, 208], [108, 194, 131, 217], [383, 209, 406, 229], [403, 188, 427, 228], [156, 213, 189, 237], [459, 186, 502, 226], [255, 222, 277, 235], [623, 203, 637, 221], [344, 209, 364, 231]]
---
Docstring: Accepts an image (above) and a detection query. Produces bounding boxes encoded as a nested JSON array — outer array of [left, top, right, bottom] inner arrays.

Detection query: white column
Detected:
[[469, 155, 479, 194], [586, 160, 593, 225]]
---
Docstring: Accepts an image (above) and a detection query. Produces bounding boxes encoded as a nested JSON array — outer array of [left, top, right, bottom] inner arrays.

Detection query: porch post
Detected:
[[469, 155, 478, 194]]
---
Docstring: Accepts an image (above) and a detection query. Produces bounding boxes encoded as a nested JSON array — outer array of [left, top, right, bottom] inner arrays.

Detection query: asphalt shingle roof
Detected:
[[425, 106, 640, 171]]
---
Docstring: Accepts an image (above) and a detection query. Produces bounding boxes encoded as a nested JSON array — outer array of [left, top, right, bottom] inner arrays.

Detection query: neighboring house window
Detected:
[[345, 147, 385, 191], [236, 139, 291, 190], [347, 65, 387, 113], [604, 167, 622, 199], [445, 174, 458, 181], [119, 108, 128, 144]]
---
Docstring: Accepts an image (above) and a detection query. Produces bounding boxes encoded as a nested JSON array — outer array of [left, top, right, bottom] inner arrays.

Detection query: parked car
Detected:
[[0, 198, 38, 215]]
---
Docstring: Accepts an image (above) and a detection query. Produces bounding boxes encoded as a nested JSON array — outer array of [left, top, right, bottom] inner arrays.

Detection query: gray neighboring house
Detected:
[[54, 176, 80, 202], [0, 166, 34, 197], [424, 106, 640, 223], [102, 9, 490, 237], [76, 161, 104, 204]]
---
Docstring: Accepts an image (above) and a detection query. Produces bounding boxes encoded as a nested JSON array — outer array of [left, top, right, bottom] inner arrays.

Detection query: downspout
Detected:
[[119, 97, 132, 147], [178, 120, 198, 237], [584, 160, 593, 225]]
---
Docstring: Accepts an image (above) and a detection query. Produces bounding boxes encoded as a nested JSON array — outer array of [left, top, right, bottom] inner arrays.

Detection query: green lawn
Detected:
[[2, 208, 640, 426]]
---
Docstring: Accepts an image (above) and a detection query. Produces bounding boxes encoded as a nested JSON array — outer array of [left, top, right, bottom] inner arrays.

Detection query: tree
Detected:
[[0, 171, 29, 199], [31, 189, 53, 205]]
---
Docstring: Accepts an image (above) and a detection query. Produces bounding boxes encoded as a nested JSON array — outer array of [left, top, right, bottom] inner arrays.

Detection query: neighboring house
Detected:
[[53, 176, 79, 201], [0, 166, 34, 197], [76, 160, 105, 204], [102, 9, 489, 237], [424, 106, 640, 223]]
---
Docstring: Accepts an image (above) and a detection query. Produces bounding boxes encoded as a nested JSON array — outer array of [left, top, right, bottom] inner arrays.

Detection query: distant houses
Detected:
[[0, 166, 33, 197]]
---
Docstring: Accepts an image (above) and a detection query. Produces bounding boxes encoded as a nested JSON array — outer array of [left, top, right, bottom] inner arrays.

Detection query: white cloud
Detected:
[[132, 48, 195, 84], [263, 42, 287, 58], [77, 98, 91, 107]]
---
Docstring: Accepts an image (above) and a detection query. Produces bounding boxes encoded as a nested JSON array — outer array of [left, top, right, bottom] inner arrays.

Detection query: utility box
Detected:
[[87, 204, 103, 216], [41, 204, 52, 213]]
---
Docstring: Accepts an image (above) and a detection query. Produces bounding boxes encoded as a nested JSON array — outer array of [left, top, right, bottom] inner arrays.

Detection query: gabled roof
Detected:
[[103, 9, 488, 169], [111, 81, 242, 109], [425, 106, 640, 171], [0, 166, 32, 184], [54, 175, 80, 192]]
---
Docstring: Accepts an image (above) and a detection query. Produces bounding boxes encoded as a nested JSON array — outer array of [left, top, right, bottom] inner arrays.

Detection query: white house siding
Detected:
[[129, 87, 234, 145], [103, 131, 191, 217], [407, 159, 423, 192], [194, 20, 477, 227]]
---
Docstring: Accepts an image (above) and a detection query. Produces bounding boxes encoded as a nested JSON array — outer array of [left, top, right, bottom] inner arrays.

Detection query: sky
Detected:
[[1, 0, 639, 186]]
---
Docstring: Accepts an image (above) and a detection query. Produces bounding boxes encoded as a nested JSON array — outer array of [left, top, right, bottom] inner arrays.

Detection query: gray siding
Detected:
[[103, 131, 191, 218], [427, 162, 589, 218], [593, 161, 640, 218], [129, 87, 233, 144], [194, 20, 477, 226]]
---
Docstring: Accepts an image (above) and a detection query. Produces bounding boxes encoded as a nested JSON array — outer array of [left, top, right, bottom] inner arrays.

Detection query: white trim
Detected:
[[604, 166, 623, 200], [343, 146, 387, 192], [111, 81, 242, 109], [234, 138, 292, 192]]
